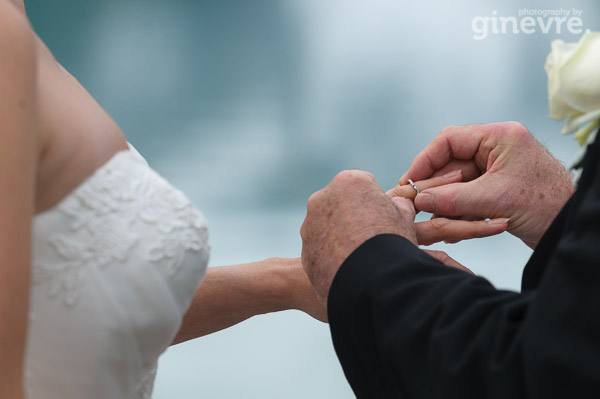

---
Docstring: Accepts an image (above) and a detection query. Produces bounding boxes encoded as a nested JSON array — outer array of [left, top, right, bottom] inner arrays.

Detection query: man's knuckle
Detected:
[[430, 217, 450, 231], [312, 188, 326, 201], [300, 222, 308, 239], [307, 192, 318, 207], [394, 196, 410, 208], [333, 170, 355, 184], [334, 169, 373, 186], [439, 125, 458, 138], [362, 171, 375, 181], [307, 191, 325, 212], [507, 120, 526, 131], [505, 121, 531, 141]]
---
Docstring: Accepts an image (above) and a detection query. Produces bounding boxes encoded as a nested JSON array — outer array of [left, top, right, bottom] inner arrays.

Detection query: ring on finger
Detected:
[[407, 179, 419, 194]]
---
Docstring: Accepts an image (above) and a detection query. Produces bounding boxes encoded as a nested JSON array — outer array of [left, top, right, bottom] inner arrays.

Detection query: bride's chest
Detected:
[[25, 146, 209, 397]]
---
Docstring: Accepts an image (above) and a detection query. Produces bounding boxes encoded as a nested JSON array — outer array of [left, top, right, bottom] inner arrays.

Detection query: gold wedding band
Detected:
[[407, 179, 419, 194]]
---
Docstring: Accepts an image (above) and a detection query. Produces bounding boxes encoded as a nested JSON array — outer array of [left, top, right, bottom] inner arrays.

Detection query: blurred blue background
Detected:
[[26, 0, 599, 397]]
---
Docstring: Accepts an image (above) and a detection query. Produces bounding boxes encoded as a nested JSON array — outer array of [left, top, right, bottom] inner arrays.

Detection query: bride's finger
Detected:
[[423, 250, 474, 274], [386, 169, 463, 201], [416, 217, 509, 246]]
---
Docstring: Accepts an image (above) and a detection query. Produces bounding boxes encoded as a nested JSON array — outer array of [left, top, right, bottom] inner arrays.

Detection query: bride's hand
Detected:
[[280, 257, 328, 323], [423, 250, 473, 274]]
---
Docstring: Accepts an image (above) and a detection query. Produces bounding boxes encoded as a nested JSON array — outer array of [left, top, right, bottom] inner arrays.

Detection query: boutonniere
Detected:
[[544, 30, 600, 183]]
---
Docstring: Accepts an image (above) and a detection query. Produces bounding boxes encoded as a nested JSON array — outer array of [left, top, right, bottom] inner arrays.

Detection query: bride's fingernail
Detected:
[[487, 218, 510, 225], [443, 169, 462, 178]]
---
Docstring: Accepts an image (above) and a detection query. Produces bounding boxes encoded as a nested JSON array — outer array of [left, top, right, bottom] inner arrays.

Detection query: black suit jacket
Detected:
[[328, 131, 600, 398]]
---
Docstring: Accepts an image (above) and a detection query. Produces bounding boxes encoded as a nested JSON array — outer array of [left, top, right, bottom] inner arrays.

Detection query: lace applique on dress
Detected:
[[27, 145, 209, 399], [33, 148, 209, 308], [135, 363, 158, 399]]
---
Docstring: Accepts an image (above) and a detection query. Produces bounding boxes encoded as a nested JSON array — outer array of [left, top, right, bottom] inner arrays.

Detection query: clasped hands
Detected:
[[301, 122, 575, 305]]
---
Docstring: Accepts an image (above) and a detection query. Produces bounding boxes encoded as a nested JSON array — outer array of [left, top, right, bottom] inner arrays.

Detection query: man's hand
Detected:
[[387, 171, 509, 245], [301, 170, 417, 305], [399, 122, 575, 249]]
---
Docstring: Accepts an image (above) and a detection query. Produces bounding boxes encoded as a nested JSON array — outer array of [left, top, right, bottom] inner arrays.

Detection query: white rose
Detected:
[[545, 30, 600, 138]]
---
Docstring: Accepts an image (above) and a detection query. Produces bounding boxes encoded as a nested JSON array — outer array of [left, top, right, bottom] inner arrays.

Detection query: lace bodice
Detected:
[[25, 144, 210, 398]]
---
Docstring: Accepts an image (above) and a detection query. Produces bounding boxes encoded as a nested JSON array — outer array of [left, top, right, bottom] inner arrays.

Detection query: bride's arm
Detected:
[[172, 257, 326, 345], [0, 3, 38, 398]]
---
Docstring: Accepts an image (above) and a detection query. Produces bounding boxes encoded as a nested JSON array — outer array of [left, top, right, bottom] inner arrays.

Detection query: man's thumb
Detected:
[[414, 180, 491, 217]]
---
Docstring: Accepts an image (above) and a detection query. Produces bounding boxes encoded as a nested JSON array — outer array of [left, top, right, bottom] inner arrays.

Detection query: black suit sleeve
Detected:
[[328, 184, 600, 399]]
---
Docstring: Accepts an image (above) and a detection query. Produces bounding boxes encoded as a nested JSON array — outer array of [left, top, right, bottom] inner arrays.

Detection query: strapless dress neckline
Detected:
[[35, 143, 140, 217], [26, 143, 210, 399]]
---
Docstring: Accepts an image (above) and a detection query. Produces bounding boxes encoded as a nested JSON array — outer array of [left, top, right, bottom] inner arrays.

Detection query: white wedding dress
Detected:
[[25, 144, 210, 398]]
